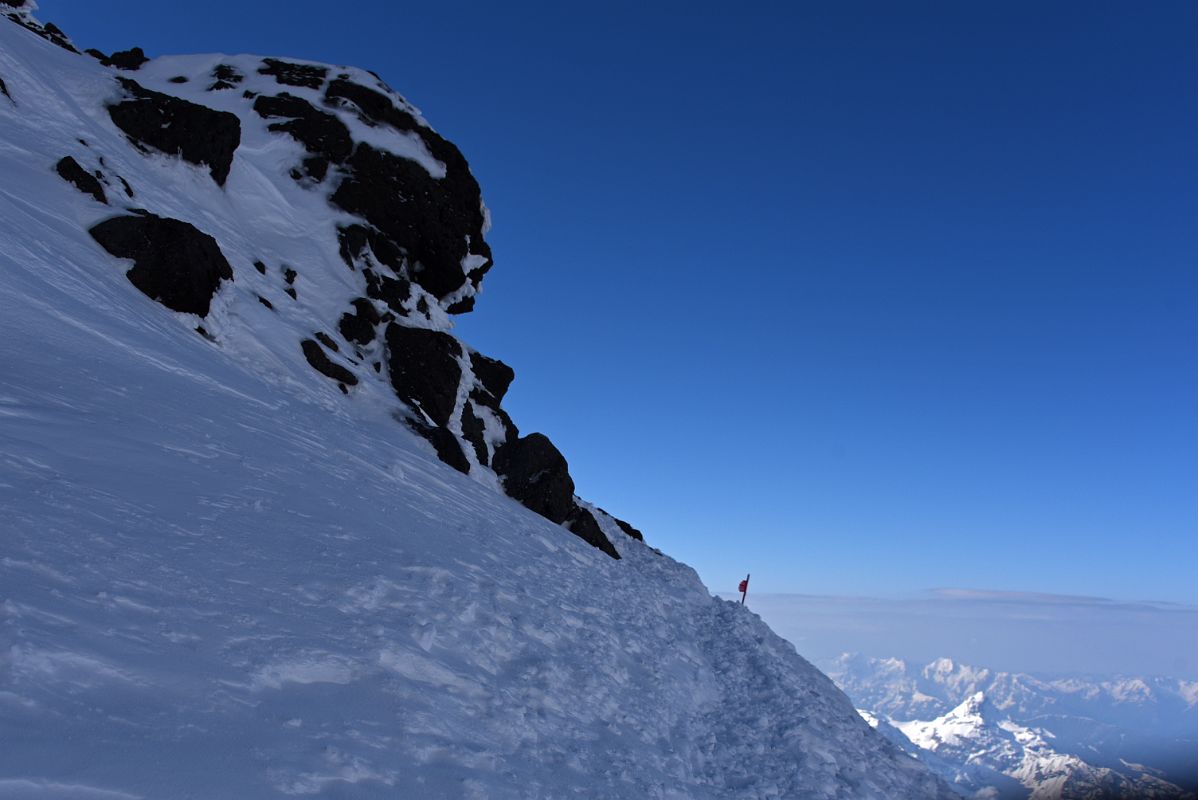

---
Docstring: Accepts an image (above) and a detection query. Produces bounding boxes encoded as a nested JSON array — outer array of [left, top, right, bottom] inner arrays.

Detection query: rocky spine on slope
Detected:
[[10, 5, 639, 558]]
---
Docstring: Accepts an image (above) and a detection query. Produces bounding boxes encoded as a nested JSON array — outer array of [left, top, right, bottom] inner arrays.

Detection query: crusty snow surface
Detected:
[[0, 13, 953, 799]]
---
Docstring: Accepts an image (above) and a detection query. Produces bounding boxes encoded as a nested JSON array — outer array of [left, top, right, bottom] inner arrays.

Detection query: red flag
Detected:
[[738, 578, 748, 593]]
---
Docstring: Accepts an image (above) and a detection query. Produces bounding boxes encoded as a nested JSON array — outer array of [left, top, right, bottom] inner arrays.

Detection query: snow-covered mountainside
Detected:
[[828, 654, 1198, 799], [0, 5, 955, 798]]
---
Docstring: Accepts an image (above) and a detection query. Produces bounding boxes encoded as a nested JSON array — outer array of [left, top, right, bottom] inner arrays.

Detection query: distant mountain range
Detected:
[[825, 654, 1198, 799]]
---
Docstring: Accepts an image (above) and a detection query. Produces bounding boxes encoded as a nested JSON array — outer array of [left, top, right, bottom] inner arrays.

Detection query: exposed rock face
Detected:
[[55, 156, 106, 203], [0, 76, 10, 102], [3, 6, 77, 53], [107, 79, 241, 186], [409, 422, 469, 475], [338, 298, 379, 345], [89, 213, 233, 316], [566, 506, 620, 559], [324, 77, 491, 304], [259, 58, 327, 89], [492, 433, 576, 524], [107, 47, 148, 70], [469, 351, 515, 403], [384, 323, 462, 428], [459, 401, 489, 466], [16, 14, 645, 558], [618, 514, 646, 541], [252, 93, 351, 182], [300, 339, 356, 388]]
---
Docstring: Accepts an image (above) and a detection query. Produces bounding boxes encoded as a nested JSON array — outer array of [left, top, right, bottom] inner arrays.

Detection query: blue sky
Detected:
[[40, 2, 1197, 611]]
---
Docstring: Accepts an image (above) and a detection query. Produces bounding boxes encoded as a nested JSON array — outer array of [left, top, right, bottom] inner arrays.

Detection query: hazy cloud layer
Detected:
[[728, 589, 1198, 680]]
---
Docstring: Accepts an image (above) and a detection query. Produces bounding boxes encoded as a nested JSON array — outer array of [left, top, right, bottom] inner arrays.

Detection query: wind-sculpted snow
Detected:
[[2, 11, 956, 798]]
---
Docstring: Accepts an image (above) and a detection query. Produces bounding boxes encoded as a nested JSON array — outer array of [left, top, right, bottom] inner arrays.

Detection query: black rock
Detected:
[[0, 76, 10, 102], [469, 351, 514, 404], [491, 433, 575, 524], [252, 93, 352, 169], [117, 176, 134, 197], [338, 298, 379, 345], [168, 76, 188, 84], [258, 58, 327, 89], [446, 296, 475, 315], [337, 225, 370, 269], [565, 505, 620, 559], [320, 78, 492, 305], [108, 47, 148, 70], [212, 64, 243, 83], [408, 420, 469, 474], [300, 339, 357, 386], [107, 79, 241, 186], [314, 331, 339, 352], [384, 323, 462, 428], [257, 295, 273, 310], [331, 143, 483, 299], [54, 156, 106, 204], [284, 286, 297, 300], [460, 401, 489, 466], [8, 16, 77, 53], [363, 268, 410, 315], [89, 213, 233, 317], [613, 517, 645, 542], [468, 388, 518, 444], [253, 260, 267, 275], [283, 267, 297, 285], [301, 156, 328, 181]]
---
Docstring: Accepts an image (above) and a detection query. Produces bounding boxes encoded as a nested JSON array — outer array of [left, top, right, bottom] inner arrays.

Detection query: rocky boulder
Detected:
[[55, 156, 106, 203], [89, 213, 233, 317], [491, 433, 576, 525], [107, 78, 241, 186], [384, 323, 462, 428]]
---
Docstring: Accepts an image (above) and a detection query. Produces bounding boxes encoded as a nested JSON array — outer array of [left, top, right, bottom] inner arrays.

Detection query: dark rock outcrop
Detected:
[[208, 64, 242, 91], [252, 93, 352, 178], [363, 269, 410, 315], [460, 401, 489, 466], [384, 323, 461, 428], [323, 78, 491, 303], [301, 339, 356, 387], [492, 433, 575, 524], [0, 76, 11, 103], [89, 213, 233, 316], [468, 388, 518, 445], [612, 516, 645, 542], [469, 351, 515, 404], [314, 331, 339, 352], [409, 420, 469, 474], [5, 12, 77, 53], [107, 78, 241, 186], [107, 47, 148, 70], [565, 506, 620, 559], [258, 58, 326, 89], [55, 156, 106, 203], [339, 298, 379, 345]]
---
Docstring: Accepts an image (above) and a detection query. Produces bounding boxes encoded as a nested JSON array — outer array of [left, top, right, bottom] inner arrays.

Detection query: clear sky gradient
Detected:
[[39, 2, 1197, 606]]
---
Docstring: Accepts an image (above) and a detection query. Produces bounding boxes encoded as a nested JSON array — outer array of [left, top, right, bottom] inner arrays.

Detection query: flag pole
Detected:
[[740, 573, 750, 605]]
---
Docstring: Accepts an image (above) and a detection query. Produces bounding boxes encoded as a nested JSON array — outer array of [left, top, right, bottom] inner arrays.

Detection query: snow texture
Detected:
[[0, 12, 954, 799]]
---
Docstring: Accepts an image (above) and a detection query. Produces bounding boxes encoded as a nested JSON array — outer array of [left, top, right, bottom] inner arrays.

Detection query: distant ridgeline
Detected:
[[2, 0, 644, 559]]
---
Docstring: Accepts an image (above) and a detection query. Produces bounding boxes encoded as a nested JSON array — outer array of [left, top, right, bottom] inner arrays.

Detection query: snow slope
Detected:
[[0, 9, 953, 799]]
